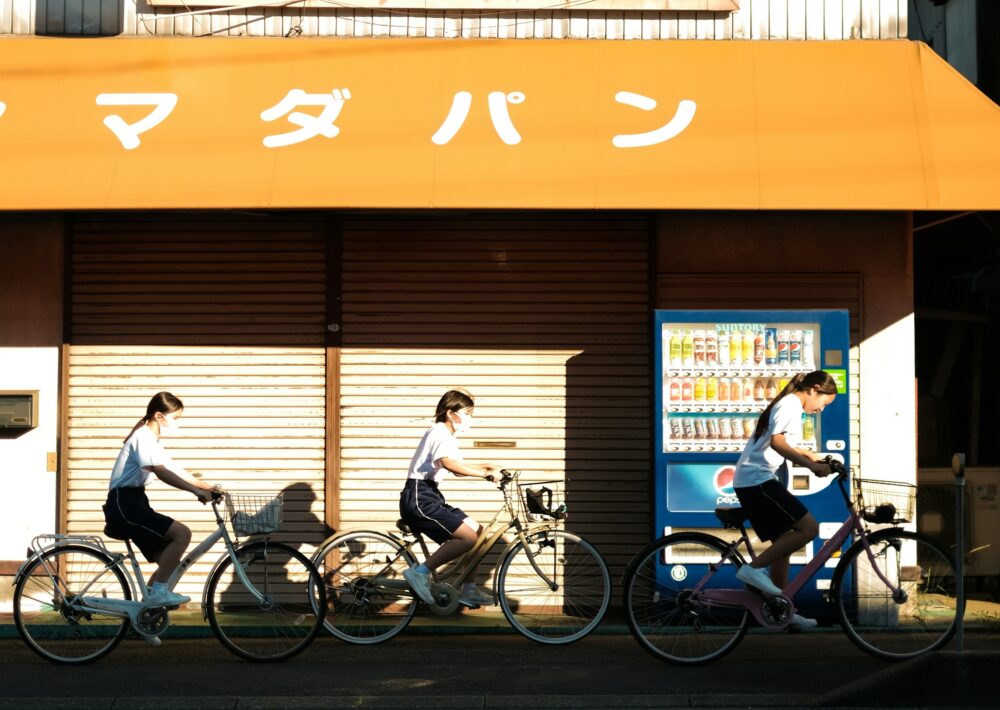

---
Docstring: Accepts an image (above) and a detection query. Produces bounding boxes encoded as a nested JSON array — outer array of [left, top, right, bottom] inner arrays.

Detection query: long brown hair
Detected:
[[752, 371, 837, 442], [434, 389, 474, 423], [124, 391, 183, 443]]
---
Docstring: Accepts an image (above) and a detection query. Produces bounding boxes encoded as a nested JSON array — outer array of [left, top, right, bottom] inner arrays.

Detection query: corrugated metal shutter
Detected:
[[66, 214, 329, 600], [656, 272, 863, 469], [339, 214, 650, 581]]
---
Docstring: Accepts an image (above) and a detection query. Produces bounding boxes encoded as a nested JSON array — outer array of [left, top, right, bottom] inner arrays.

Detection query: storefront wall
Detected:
[[0, 209, 914, 598], [62, 214, 331, 600], [338, 214, 652, 578]]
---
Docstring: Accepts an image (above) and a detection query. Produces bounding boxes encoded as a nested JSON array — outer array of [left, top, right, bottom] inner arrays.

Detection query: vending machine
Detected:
[[653, 309, 850, 618]]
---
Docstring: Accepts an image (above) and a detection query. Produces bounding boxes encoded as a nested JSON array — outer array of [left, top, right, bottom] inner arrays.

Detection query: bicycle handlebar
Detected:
[[823, 455, 848, 479]]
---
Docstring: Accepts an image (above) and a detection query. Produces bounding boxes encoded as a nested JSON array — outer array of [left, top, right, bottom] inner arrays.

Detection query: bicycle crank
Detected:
[[428, 582, 461, 616]]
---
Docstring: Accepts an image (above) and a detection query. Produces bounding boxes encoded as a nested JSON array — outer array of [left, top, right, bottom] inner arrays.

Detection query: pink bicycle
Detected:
[[623, 458, 958, 664]]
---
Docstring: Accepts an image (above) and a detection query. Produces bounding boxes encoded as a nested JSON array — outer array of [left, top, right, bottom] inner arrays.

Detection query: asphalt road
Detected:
[[2, 630, 997, 709]]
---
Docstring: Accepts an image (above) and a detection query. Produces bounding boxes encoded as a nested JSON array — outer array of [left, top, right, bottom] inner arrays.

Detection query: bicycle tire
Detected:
[[207, 540, 325, 662], [13, 545, 132, 665], [623, 532, 750, 665], [832, 528, 958, 661], [312, 530, 418, 644], [497, 529, 611, 644]]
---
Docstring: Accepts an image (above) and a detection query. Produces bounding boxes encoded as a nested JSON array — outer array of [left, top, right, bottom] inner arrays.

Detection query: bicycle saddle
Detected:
[[395, 519, 413, 534], [714, 507, 746, 529], [103, 523, 131, 542]]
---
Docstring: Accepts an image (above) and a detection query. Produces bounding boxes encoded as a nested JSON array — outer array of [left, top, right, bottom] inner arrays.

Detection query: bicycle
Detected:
[[12, 490, 326, 664], [622, 457, 958, 664], [312, 469, 611, 645]]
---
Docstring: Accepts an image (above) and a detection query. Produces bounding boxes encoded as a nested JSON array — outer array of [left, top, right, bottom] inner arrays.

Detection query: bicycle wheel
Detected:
[[497, 529, 610, 644], [207, 540, 325, 662], [832, 528, 957, 660], [13, 545, 131, 664], [623, 533, 750, 665], [312, 530, 418, 644]]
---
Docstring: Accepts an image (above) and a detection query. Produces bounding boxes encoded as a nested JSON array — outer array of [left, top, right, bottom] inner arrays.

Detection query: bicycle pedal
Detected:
[[458, 599, 481, 610]]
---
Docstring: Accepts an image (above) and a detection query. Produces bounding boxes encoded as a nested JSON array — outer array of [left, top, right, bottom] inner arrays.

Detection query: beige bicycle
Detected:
[[312, 470, 611, 645]]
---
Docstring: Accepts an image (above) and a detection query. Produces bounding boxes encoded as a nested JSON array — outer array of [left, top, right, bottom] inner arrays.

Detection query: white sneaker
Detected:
[[459, 586, 494, 609], [736, 565, 783, 596], [789, 613, 818, 630], [403, 567, 435, 605], [144, 587, 190, 608]]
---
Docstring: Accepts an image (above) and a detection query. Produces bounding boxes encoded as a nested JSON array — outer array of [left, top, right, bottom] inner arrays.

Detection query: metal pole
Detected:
[[952, 452, 966, 652]]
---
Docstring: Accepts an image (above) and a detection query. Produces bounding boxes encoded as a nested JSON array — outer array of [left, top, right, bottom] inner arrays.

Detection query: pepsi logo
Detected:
[[714, 466, 736, 496]]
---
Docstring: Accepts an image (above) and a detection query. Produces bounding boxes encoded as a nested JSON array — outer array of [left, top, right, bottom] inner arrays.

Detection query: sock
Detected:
[[415, 564, 430, 574], [462, 582, 477, 592]]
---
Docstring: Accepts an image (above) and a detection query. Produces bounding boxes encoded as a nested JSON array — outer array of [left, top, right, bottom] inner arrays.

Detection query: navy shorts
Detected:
[[399, 479, 469, 544], [733, 479, 809, 542], [102, 487, 175, 563]]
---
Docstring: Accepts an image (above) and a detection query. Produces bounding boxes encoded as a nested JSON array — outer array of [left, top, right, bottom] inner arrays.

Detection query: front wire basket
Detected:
[[515, 478, 567, 521], [853, 478, 916, 525], [224, 492, 284, 537]]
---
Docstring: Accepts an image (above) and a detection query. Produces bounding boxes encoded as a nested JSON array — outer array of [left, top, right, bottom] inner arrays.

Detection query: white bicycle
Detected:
[[12, 491, 326, 664]]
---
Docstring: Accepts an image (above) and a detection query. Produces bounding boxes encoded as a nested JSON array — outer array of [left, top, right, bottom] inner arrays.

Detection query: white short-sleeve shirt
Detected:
[[109, 426, 187, 489], [734, 394, 804, 488], [407, 422, 463, 483]]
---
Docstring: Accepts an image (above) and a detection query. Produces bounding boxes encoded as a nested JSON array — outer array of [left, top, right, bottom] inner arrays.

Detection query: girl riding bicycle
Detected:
[[102, 391, 215, 607], [400, 389, 502, 608], [733, 370, 836, 628]]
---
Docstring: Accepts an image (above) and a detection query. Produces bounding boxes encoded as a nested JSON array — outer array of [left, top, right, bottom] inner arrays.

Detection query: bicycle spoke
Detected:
[[313, 531, 416, 644], [833, 530, 958, 660], [498, 530, 610, 644], [624, 533, 749, 665], [207, 542, 325, 662], [14, 546, 131, 664]]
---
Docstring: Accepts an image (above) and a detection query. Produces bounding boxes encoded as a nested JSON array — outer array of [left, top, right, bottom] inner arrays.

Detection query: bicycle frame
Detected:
[[692, 475, 904, 627], [384, 476, 563, 596], [19, 499, 267, 623]]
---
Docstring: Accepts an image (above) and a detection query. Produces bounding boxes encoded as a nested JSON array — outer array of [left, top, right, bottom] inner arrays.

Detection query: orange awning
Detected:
[[0, 37, 997, 210]]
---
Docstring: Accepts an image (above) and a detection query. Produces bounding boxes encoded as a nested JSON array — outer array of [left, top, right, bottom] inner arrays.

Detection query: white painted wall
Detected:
[[858, 314, 917, 485], [0, 348, 59, 562]]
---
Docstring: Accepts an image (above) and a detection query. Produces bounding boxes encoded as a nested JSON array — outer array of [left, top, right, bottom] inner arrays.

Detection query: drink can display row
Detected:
[[667, 376, 786, 404], [667, 415, 756, 442], [665, 326, 816, 371]]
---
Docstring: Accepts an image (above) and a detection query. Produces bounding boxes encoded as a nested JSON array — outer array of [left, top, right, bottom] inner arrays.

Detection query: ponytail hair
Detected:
[[434, 389, 475, 423], [752, 370, 837, 442], [125, 391, 184, 443]]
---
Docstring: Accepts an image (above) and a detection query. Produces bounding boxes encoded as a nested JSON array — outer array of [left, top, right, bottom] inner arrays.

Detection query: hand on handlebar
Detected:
[[821, 455, 848, 478], [486, 469, 515, 485]]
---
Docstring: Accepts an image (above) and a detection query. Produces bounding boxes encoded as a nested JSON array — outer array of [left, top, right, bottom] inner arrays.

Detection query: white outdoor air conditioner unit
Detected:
[[918, 467, 1000, 576]]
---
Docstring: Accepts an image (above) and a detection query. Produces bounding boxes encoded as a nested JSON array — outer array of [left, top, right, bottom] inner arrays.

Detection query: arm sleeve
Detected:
[[770, 397, 800, 438], [428, 428, 462, 464], [135, 434, 189, 477]]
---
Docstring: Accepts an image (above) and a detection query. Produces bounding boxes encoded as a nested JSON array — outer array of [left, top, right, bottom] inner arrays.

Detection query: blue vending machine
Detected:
[[653, 309, 850, 618]]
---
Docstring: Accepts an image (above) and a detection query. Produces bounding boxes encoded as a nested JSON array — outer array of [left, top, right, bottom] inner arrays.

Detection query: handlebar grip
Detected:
[[823, 455, 848, 478]]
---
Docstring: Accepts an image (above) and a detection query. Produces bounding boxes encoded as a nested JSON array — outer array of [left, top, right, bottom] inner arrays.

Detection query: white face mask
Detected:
[[158, 414, 181, 437], [450, 411, 474, 435]]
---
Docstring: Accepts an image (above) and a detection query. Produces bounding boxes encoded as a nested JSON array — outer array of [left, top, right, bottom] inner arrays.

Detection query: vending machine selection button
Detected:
[[825, 440, 846, 451]]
